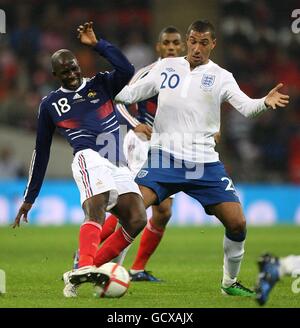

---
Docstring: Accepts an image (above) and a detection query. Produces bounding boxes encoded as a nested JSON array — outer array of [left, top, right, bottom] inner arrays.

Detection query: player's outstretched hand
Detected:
[[265, 83, 289, 109], [134, 123, 152, 140], [77, 21, 98, 47], [12, 202, 32, 228]]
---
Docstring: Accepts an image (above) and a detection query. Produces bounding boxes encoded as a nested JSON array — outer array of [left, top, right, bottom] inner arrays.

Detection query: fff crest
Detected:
[[87, 90, 97, 98], [201, 74, 215, 88]]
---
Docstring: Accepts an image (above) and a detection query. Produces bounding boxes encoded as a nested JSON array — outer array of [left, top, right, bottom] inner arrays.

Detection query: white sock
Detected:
[[279, 255, 300, 277], [129, 269, 144, 274], [112, 245, 131, 266], [222, 235, 245, 287]]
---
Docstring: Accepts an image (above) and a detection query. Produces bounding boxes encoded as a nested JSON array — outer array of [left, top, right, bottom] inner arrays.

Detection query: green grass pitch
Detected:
[[0, 225, 299, 308]]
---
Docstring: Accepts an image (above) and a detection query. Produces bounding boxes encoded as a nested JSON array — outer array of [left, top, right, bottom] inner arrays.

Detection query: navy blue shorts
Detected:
[[135, 149, 240, 214]]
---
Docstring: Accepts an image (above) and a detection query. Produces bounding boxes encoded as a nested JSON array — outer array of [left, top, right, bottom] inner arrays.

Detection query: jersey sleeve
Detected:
[[93, 39, 135, 98], [115, 103, 140, 129], [114, 61, 161, 104], [24, 101, 56, 204], [220, 72, 268, 118]]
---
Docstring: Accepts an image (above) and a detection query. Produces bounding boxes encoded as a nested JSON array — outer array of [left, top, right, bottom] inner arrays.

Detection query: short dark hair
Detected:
[[187, 20, 216, 40], [158, 26, 181, 41]]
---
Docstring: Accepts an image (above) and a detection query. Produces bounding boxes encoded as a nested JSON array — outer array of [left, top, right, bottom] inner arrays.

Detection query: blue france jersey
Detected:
[[40, 75, 126, 155], [24, 39, 134, 204], [135, 96, 157, 127]]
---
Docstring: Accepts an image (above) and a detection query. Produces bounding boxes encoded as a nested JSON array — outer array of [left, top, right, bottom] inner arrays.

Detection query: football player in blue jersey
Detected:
[[12, 22, 148, 297]]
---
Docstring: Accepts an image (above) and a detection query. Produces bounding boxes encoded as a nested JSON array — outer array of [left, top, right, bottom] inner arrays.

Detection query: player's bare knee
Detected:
[[156, 207, 172, 220], [83, 193, 109, 224], [117, 203, 146, 231], [121, 206, 146, 234], [227, 218, 246, 235], [131, 208, 147, 231], [152, 210, 171, 228]]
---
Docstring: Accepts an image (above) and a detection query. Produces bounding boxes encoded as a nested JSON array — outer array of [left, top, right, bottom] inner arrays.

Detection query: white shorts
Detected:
[[123, 129, 150, 177], [72, 149, 142, 210], [123, 130, 174, 200]]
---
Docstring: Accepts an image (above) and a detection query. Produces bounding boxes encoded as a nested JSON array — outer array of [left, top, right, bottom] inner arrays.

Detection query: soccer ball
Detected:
[[94, 262, 130, 298]]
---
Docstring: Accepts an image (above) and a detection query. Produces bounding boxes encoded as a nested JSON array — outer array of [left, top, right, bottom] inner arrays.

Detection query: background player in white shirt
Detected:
[[116, 19, 289, 296], [96, 26, 185, 281]]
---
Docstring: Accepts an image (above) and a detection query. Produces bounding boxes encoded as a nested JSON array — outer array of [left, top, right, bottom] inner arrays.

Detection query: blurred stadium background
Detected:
[[0, 0, 300, 226]]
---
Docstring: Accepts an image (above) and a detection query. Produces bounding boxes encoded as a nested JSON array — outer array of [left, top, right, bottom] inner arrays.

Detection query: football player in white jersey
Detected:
[[99, 26, 185, 281], [115, 19, 289, 296]]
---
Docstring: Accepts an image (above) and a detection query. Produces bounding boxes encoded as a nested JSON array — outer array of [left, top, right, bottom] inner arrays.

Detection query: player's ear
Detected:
[[155, 42, 161, 54], [211, 38, 217, 50]]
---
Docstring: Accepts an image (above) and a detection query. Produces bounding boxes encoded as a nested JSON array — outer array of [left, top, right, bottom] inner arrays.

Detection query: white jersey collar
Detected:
[[183, 57, 213, 70], [59, 78, 87, 93]]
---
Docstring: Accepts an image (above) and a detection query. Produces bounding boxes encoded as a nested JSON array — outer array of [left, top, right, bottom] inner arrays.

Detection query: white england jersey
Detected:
[[115, 57, 268, 163]]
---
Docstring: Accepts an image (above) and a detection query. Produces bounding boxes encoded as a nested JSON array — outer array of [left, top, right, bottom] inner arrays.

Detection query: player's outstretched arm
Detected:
[[12, 202, 32, 228], [77, 21, 98, 47], [264, 83, 289, 109]]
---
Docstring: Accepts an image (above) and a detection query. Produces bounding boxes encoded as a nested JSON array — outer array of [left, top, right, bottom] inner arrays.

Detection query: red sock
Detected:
[[100, 214, 118, 242], [131, 218, 165, 270], [78, 221, 102, 268], [94, 227, 134, 267]]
